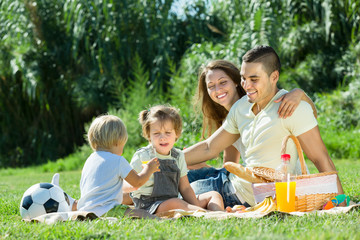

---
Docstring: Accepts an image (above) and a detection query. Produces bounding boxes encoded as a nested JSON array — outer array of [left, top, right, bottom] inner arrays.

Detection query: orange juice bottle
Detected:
[[275, 154, 296, 212]]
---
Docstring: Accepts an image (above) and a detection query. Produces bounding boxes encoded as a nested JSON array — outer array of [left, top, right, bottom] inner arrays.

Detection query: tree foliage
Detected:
[[0, 0, 222, 167], [1, 0, 360, 167]]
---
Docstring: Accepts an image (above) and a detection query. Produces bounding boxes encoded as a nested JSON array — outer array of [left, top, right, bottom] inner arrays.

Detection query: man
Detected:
[[184, 45, 344, 206]]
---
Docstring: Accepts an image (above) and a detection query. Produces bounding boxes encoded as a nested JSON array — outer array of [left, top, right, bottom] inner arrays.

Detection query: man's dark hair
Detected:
[[242, 45, 281, 76]]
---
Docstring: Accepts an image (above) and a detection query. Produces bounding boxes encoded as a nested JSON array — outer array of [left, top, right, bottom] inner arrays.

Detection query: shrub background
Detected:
[[1, 0, 359, 168]]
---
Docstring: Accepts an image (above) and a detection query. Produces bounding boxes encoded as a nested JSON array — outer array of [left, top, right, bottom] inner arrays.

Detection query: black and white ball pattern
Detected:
[[20, 182, 71, 220]]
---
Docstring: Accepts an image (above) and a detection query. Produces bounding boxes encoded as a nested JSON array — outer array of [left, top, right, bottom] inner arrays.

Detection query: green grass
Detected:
[[1, 160, 359, 239]]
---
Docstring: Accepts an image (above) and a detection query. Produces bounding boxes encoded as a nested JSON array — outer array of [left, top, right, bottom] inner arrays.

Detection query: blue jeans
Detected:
[[188, 167, 248, 208]]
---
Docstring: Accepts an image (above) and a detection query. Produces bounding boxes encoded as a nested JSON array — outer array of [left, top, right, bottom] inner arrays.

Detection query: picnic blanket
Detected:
[[156, 203, 360, 219], [25, 203, 360, 224], [24, 211, 98, 224]]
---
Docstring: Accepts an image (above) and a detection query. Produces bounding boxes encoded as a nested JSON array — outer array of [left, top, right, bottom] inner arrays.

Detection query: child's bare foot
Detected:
[[226, 205, 247, 213], [51, 173, 60, 186], [226, 206, 234, 213], [72, 200, 78, 211]]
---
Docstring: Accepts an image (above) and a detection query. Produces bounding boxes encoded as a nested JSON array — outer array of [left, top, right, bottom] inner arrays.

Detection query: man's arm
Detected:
[[184, 126, 240, 166], [297, 126, 344, 195], [187, 162, 212, 170], [223, 145, 241, 164], [301, 91, 318, 119], [187, 144, 240, 169]]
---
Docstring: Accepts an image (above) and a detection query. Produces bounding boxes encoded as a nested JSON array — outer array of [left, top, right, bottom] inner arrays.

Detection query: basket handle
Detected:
[[280, 135, 307, 175]]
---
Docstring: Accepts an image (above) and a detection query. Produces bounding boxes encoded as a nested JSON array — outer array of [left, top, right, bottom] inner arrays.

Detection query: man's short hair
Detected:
[[242, 45, 281, 76]]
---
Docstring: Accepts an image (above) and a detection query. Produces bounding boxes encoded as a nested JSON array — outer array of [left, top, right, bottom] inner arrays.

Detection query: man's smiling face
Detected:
[[240, 62, 278, 109]]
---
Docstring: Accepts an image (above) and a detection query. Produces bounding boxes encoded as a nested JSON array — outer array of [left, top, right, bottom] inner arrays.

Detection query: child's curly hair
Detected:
[[138, 104, 182, 141]]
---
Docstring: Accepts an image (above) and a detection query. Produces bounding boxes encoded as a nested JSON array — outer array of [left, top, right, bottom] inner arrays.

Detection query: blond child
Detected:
[[77, 114, 161, 219], [130, 105, 224, 214]]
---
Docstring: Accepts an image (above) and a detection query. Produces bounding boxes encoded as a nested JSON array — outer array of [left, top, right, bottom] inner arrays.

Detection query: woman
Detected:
[[186, 59, 317, 207]]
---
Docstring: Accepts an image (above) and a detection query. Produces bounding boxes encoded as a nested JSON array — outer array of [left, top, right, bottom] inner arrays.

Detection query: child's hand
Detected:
[[145, 157, 160, 173]]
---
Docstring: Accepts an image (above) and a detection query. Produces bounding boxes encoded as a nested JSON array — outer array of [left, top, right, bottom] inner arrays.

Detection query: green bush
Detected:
[[315, 42, 360, 159], [1, 0, 360, 168], [0, 0, 223, 167], [41, 144, 92, 172], [316, 81, 360, 159]]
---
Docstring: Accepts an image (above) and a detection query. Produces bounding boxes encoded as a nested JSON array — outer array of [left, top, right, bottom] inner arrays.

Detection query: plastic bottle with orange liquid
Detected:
[[275, 154, 296, 212]]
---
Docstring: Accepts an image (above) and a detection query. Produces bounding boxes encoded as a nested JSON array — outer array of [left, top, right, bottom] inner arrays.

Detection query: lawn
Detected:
[[0, 159, 359, 239]]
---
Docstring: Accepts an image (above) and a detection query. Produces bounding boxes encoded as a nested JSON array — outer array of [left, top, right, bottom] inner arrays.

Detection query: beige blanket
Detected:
[[156, 203, 360, 219], [24, 211, 98, 224], [25, 204, 359, 224]]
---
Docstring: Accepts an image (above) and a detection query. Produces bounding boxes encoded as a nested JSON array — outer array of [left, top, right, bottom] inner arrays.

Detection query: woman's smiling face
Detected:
[[205, 69, 240, 111]]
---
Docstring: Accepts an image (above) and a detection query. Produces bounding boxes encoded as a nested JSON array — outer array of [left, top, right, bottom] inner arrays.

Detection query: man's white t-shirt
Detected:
[[77, 151, 133, 217], [130, 145, 188, 199], [223, 89, 318, 205]]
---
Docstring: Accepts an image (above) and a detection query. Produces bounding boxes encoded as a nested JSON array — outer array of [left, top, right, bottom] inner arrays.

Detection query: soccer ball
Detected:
[[20, 182, 71, 220]]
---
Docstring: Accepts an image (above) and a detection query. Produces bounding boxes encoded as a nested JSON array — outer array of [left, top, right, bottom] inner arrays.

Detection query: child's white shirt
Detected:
[[77, 151, 133, 217]]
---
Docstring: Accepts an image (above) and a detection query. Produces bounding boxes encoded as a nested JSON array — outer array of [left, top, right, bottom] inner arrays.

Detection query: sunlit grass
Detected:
[[0, 159, 359, 239]]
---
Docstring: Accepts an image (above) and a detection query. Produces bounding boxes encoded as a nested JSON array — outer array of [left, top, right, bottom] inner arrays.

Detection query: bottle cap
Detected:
[[281, 154, 291, 161]]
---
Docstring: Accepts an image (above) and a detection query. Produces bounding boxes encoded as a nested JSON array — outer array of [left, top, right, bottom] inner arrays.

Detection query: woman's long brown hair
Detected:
[[195, 60, 246, 138]]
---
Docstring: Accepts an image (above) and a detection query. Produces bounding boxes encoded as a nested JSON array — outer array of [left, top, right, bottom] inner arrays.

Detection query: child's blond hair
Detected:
[[87, 115, 128, 151], [138, 105, 182, 141]]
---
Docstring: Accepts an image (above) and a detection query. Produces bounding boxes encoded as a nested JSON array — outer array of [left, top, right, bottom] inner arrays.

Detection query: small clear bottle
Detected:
[[275, 154, 291, 181], [275, 153, 296, 212]]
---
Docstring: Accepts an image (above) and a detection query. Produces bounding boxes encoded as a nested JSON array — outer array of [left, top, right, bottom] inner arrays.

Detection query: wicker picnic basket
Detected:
[[224, 135, 338, 212]]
